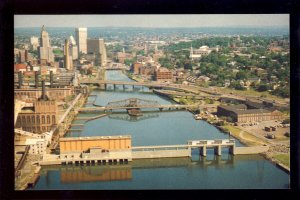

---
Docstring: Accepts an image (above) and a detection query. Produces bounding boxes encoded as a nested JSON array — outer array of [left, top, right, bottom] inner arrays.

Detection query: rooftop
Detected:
[[60, 135, 132, 142]]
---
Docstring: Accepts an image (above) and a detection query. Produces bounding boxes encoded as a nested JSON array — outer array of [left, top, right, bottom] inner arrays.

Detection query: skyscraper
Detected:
[[30, 36, 39, 50], [69, 35, 78, 60], [38, 25, 54, 63], [75, 27, 87, 55], [64, 39, 71, 70], [87, 38, 107, 67]]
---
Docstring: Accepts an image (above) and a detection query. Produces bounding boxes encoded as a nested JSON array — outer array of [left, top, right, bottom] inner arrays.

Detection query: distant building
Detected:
[[131, 63, 143, 74], [87, 38, 107, 67], [217, 104, 283, 123], [190, 45, 217, 60], [38, 25, 54, 63], [154, 67, 173, 82], [15, 138, 47, 155], [30, 36, 39, 50], [14, 63, 27, 72], [63, 39, 73, 70], [19, 50, 28, 63], [69, 35, 78, 60], [15, 81, 58, 133], [139, 65, 157, 76], [75, 27, 87, 55]]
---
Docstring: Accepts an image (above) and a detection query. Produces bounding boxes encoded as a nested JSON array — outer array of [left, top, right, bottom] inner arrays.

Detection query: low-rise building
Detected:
[[154, 67, 173, 82], [131, 62, 143, 74], [217, 104, 283, 123]]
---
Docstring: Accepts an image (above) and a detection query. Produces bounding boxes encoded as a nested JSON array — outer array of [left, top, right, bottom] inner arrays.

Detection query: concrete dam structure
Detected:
[[38, 135, 268, 166]]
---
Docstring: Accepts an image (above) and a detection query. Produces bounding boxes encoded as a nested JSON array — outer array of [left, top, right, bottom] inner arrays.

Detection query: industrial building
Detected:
[[15, 80, 58, 133], [217, 104, 284, 123]]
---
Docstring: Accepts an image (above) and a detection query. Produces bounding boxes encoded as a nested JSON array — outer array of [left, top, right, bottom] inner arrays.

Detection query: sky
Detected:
[[14, 14, 289, 28]]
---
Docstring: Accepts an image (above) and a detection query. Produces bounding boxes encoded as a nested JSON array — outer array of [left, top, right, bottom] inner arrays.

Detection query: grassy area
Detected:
[[218, 87, 286, 101], [53, 49, 63, 56], [223, 125, 267, 146], [273, 154, 290, 168]]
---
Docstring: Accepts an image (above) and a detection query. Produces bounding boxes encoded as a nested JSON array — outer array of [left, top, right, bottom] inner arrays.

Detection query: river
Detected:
[[31, 70, 289, 189]]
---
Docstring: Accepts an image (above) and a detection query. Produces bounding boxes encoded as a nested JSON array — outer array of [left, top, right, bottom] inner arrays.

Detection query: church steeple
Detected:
[[190, 43, 194, 61]]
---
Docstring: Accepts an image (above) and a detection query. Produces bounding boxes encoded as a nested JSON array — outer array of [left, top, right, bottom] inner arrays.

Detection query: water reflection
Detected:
[[60, 165, 132, 183], [108, 112, 159, 122], [43, 156, 239, 184]]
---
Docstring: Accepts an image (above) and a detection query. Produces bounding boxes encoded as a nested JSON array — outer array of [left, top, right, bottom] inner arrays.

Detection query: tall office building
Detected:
[[69, 35, 78, 60], [75, 27, 87, 55], [64, 39, 71, 70], [30, 36, 39, 50], [87, 38, 107, 67], [38, 25, 54, 63]]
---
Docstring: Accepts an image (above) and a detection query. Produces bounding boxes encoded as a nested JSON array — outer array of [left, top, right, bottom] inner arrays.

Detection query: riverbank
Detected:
[[86, 71, 290, 173], [168, 92, 290, 173]]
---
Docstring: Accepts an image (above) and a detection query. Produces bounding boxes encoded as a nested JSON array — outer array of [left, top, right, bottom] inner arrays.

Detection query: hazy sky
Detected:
[[14, 14, 289, 28]]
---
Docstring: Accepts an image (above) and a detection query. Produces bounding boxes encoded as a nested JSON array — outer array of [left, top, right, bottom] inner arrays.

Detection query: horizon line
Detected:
[[15, 25, 289, 29]]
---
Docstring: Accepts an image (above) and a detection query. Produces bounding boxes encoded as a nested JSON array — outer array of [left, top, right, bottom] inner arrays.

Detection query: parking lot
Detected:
[[238, 120, 290, 143]]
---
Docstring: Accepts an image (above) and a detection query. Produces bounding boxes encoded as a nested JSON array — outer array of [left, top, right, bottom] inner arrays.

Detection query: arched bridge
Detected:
[[79, 98, 198, 112]]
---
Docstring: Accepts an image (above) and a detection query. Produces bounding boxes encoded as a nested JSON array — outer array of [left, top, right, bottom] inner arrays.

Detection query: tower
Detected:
[[38, 25, 54, 63], [99, 39, 107, 67], [190, 44, 194, 61], [69, 35, 78, 60], [64, 39, 70, 70], [87, 38, 107, 67], [75, 27, 87, 55]]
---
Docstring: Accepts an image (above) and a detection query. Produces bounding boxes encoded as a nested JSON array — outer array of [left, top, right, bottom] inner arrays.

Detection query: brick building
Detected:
[[217, 104, 283, 123], [15, 87, 74, 102], [131, 63, 143, 74], [154, 67, 173, 82], [15, 81, 58, 133]]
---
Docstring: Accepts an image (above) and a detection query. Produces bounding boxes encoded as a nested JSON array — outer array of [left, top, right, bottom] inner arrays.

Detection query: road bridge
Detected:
[[79, 79, 199, 93], [153, 89, 220, 100], [79, 79, 250, 103], [79, 98, 198, 112]]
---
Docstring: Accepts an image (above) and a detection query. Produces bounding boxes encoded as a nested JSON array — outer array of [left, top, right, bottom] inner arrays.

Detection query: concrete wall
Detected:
[[60, 137, 131, 153], [235, 146, 269, 155], [132, 149, 191, 159]]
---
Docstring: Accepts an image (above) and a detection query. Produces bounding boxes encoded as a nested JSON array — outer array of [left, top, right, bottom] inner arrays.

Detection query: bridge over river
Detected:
[[79, 98, 200, 112]]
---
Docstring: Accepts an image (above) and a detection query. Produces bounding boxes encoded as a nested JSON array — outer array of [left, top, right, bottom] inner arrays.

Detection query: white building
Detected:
[[25, 138, 47, 155], [190, 45, 219, 60], [69, 35, 78, 60], [30, 36, 39, 50], [75, 27, 87, 55]]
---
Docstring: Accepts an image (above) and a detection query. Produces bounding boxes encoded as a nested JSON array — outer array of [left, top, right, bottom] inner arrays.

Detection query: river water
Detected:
[[31, 70, 289, 189]]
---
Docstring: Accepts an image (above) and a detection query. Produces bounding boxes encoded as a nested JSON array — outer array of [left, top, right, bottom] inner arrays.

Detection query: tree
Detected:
[[256, 84, 269, 92], [235, 71, 248, 80], [184, 62, 192, 70], [282, 118, 290, 124], [271, 86, 290, 98]]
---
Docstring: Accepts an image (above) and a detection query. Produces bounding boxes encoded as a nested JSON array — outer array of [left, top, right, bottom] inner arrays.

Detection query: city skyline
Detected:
[[14, 14, 289, 28]]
